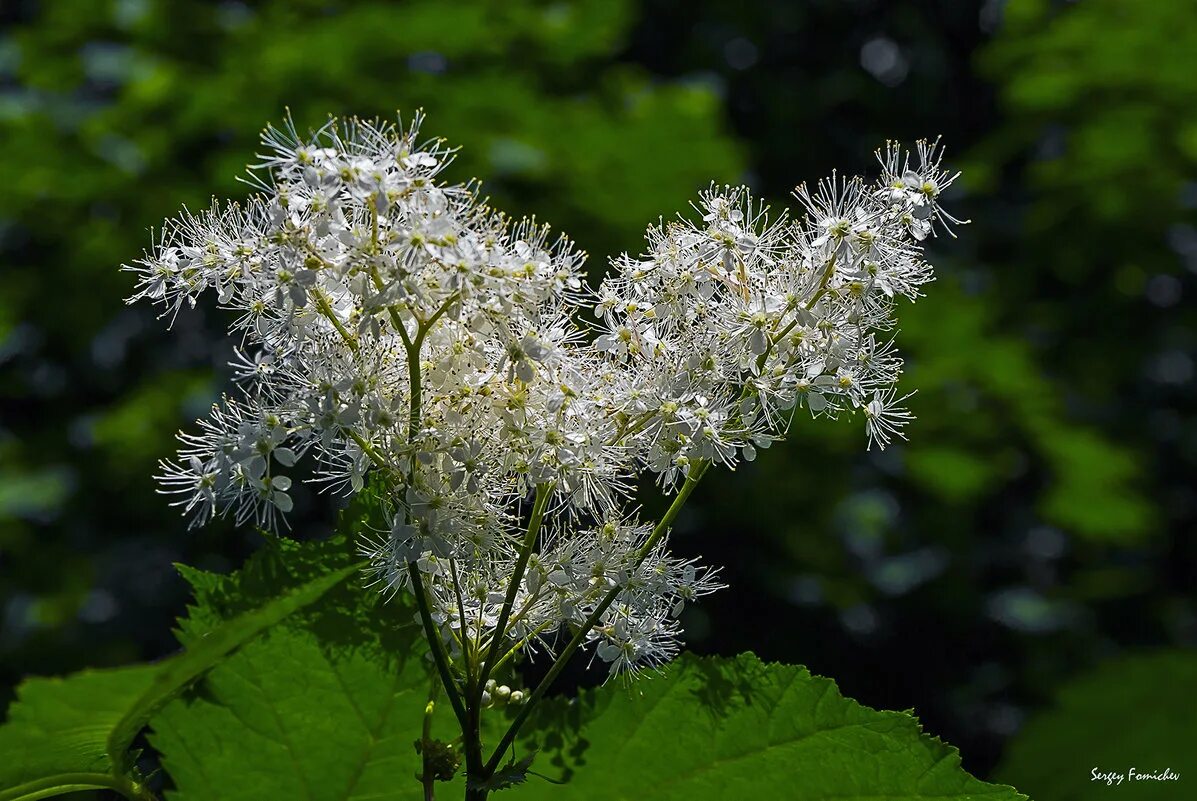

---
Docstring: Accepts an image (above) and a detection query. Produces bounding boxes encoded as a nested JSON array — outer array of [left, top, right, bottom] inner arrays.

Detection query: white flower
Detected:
[[128, 112, 961, 678], [863, 388, 917, 450]]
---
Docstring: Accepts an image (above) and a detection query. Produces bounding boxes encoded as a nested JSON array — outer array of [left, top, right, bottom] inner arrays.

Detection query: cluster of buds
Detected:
[[480, 680, 527, 708]]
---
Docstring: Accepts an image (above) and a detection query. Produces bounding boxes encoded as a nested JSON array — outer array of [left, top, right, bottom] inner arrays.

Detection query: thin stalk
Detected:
[[448, 558, 474, 689], [312, 289, 359, 352], [0, 773, 155, 801], [608, 409, 657, 446], [501, 584, 547, 633], [328, 207, 409, 349], [759, 317, 798, 368], [398, 285, 485, 792], [754, 253, 837, 373], [803, 252, 838, 311], [400, 322, 471, 729], [476, 483, 552, 696], [420, 293, 458, 334], [419, 696, 437, 801], [346, 429, 392, 474], [371, 265, 412, 342], [366, 262, 414, 350], [482, 459, 711, 775], [490, 618, 555, 673], [370, 204, 380, 253], [408, 562, 468, 729], [405, 344, 423, 443], [463, 699, 485, 801]]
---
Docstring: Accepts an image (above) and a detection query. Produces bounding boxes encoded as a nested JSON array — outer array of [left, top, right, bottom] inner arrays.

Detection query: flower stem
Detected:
[[419, 695, 437, 801], [408, 562, 468, 729], [481, 459, 710, 775], [490, 619, 554, 673], [345, 429, 392, 474], [311, 288, 359, 352], [476, 482, 552, 698], [448, 557, 474, 688], [420, 293, 458, 334], [803, 252, 838, 310], [371, 265, 413, 341], [398, 287, 480, 790], [753, 253, 837, 373]]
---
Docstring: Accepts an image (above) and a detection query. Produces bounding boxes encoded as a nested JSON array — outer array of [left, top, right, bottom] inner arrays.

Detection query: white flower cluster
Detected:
[[594, 143, 962, 477], [126, 114, 960, 677]]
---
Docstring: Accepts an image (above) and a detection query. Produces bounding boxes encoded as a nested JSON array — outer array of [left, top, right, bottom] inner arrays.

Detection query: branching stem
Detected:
[[346, 429, 392, 474], [409, 562, 468, 728], [476, 482, 552, 698], [312, 289, 358, 352], [481, 459, 711, 775]]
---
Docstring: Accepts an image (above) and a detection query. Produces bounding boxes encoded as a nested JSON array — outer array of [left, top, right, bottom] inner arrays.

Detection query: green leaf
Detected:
[[107, 558, 366, 770], [0, 547, 364, 800], [996, 651, 1196, 801], [0, 665, 159, 800], [149, 531, 438, 801], [149, 532, 1024, 801], [173, 529, 381, 647], [512, 653, 1026, 801], [150, 624, 433, 801], [471, 755, 536, 793]]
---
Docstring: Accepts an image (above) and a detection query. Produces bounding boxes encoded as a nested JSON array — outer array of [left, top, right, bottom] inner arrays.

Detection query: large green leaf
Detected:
[[152, 626, 1026, 801], [0, 665, 160, 801], [0, 548, 364, 801], [996, 651, 1196, 801], [150, 623, 434, 801], [512, 653, 1026, 801], [109, 559, 365, 769], [147, 516, 1025, 800], [149, 528, 441, 801]]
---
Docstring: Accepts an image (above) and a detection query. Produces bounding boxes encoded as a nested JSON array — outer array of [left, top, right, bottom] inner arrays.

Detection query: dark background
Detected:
[[2, 0, 1195, 797]]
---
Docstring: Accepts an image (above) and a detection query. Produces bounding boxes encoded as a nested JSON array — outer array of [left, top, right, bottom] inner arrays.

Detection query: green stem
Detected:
[[476, 483, 552, 697], [367, 263, 414, 349], [753, 253, 836, 373], [0, 773, 155, 801], [448, 557, 474, 689], [408, 562, 468, 729], [392, 279, 472, 793], [311, 288, 359, 352], [609, 409, 657, 446], [405, 345, 423, 443], [399, 304, 480, 784], [500, 585, 547, 634], [463, 700, 486, 801], [420, 293, 458, 334], [370, 203, 380, 253], [346, 429, 393, 474], [490, 618, 555, 674], [803, 252, 838, 311], [482, 460, 711, 775], [757, 317, 797, 372], [419, 695, 437, 801], [330, 208, 411, 349]]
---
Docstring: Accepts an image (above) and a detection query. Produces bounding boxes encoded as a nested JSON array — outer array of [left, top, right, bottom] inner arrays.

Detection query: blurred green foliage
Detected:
[[996, 651, 1197, 801], [1, 0, 1194, 793]]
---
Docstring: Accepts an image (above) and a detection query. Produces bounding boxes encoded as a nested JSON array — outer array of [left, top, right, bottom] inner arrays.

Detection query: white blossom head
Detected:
[[125, 112, 961, 677]]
